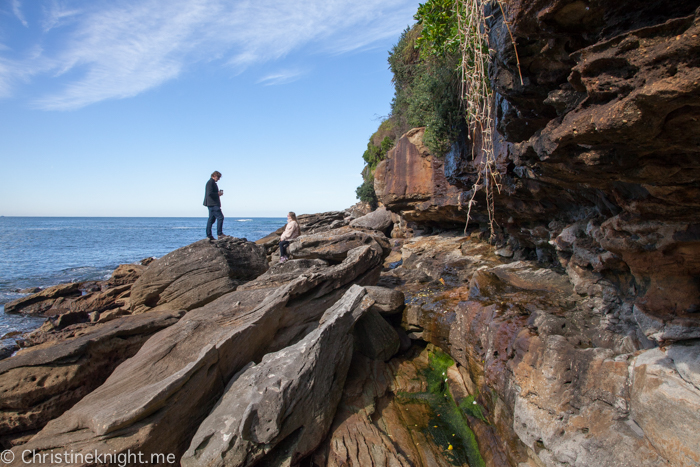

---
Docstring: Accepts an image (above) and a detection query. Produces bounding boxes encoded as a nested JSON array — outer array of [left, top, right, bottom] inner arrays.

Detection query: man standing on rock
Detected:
[[204, 171, 229, 240]]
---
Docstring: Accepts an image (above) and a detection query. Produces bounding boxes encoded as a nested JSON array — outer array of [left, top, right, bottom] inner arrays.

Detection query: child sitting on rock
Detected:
[[279, 212, 301, 263]]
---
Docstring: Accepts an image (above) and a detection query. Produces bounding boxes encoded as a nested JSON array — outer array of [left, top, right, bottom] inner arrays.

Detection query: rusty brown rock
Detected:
[[374, 128, 466, 226], [4, 284, 81, 315], [106, 263, 145, 288], [0, 310, 183, 445]]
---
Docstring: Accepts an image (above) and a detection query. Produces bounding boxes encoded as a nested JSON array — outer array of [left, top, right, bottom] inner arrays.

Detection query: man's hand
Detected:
[[218, 190, 224, 196]]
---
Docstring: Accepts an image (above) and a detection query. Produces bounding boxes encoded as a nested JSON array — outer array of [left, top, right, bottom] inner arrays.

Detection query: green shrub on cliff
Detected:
[[415, 0, 461, 58], [356, 119, 396, 207], [363, 135, 395, 171], [388, 5, 464, 157], [355, 0, 468, 204], [355, 176, 378, 210]]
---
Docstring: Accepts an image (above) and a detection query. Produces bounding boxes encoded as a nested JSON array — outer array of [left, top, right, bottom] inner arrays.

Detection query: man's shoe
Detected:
[[207, 236, 215, 241], [218, 234, 231, 240]]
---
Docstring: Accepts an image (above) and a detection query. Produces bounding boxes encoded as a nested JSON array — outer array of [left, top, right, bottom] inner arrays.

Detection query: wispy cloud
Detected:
[[12, 0, 28, 27], [0, 0, 416, 110], [41, 0, 81, 32], [257, 69, 306, 86]]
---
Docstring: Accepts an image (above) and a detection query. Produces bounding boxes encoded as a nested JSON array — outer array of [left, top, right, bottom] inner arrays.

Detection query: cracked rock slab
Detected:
[[130, 237, 268, 314], [181, 285, 369, 467], [6, 242, 384, 466]]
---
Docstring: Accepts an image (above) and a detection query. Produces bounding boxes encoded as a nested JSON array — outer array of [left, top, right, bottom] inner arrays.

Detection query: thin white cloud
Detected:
[[0, 0, 416, 110], [257, 69, 305, 86], [12, 0, 28, 27], [42, 0, 81, 32]]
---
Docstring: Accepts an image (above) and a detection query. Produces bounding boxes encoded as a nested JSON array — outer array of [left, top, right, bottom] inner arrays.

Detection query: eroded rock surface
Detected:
[[391, 234, 700, 467], [374, 128, 465, 227], [181, 286, 370, 467], [0, 310, 183, 447], [349, 206, 393, 235], [130, 237, 268, 314], [7, 231, 387, 465], [289, 227, 390, 263], [4, 284, 81, 315]]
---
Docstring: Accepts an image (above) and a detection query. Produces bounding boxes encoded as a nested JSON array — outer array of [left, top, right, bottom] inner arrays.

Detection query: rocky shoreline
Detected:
[[1, 1, 699, 466], [0, 199, 697, 466]]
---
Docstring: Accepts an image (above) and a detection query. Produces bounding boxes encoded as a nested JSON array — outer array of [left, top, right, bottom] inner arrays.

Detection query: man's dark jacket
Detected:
[[203, 178, 221, 207]]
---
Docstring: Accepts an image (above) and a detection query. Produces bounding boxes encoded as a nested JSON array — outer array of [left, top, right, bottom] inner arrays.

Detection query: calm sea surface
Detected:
[[0, 217, 286, 340]]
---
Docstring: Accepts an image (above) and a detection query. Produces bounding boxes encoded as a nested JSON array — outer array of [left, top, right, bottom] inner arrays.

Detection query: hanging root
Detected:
[[457, 0, 520, 240]]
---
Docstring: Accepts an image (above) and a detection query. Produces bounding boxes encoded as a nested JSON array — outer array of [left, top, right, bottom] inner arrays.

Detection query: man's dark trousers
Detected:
[[206, 206, 224, 238]]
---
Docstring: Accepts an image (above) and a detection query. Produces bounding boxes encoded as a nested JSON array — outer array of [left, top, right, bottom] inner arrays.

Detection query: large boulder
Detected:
[[297, 211, 348, 234], [289, 228, 390, 263], [349, 207, 393, 234], [0, 310, 183, 445], [374, 128, 465, 227], [130, 237, 267, 314], [181, 286, 370, 467], [364, 286, 405, 316], [255, 211, 350, 258], [7, 236, 386, 465]]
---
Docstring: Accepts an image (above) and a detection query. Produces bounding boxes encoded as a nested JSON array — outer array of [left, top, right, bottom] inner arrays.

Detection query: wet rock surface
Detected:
[[388, 233, 700, 467]]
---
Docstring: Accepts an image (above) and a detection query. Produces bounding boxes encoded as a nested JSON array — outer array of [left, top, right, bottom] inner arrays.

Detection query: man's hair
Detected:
[[211, 171, 222, 178], [288, 212, 298, 222]]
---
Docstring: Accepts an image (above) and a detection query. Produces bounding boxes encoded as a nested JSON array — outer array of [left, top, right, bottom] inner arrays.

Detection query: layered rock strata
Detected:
[[392, 232, 700, 467], [130, 238, 268, 314], [0, 310, 183, 447], [365, 4, 700, 465], [7, 230, 388, 466], [181, 285, 371, 467]]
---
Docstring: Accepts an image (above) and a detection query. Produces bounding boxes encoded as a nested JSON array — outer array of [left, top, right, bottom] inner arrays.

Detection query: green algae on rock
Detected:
[[397, 345, 486, 467]]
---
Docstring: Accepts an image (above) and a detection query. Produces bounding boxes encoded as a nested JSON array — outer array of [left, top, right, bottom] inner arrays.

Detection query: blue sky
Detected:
[[0, 0, 417, 217]]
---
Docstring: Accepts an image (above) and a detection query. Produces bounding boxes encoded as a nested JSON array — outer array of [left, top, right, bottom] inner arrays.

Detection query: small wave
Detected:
[[237, 219, 253, 222], [171, 227, 199, 230]]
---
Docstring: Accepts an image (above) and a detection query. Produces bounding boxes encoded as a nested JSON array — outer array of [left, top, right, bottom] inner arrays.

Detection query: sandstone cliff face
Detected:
[[486, 2, 700, 326], [371, 2, 700, 466], [374, 128, 465, 227]]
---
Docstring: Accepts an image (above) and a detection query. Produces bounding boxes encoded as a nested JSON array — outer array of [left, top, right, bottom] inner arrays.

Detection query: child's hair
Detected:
[[288, 212, 298, 222]]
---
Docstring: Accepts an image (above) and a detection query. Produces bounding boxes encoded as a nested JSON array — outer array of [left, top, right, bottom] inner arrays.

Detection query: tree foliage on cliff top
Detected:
[[388, 17, 464, 157], [356, 0, 468, 201]]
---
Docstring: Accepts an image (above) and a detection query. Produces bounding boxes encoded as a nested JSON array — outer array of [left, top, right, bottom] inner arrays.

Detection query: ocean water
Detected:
[[0, 217, 286, 340]]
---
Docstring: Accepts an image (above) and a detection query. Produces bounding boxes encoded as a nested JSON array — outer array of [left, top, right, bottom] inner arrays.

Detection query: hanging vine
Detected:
[[455, 0, 521, 239]]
